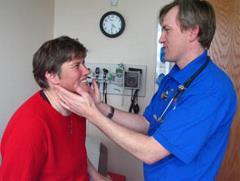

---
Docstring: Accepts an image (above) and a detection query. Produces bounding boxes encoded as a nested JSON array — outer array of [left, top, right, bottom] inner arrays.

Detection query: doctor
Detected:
[[55, 0, 237, 180]]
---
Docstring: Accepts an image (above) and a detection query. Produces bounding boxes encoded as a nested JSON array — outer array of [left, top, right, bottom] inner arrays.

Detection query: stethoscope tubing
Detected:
[[156, 57, 210, 123]]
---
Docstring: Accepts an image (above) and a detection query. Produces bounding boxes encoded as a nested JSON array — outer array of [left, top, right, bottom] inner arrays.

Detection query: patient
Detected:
[[0, 36, 110, 181]]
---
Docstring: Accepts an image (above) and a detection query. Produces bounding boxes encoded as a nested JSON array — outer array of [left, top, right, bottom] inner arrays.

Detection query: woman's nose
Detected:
[[80, 64, 90, 76]]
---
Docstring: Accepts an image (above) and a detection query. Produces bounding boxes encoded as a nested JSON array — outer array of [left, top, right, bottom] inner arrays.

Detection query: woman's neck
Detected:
[[43, 89, 71, 116]]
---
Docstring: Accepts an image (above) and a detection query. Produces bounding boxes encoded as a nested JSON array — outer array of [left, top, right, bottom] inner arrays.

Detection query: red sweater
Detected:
[[0, 91, 90, 181]]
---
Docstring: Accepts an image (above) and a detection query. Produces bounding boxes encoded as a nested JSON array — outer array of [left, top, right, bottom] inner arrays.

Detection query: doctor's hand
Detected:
[[89, 79, 101, 106], [55, 85, 98, 119]]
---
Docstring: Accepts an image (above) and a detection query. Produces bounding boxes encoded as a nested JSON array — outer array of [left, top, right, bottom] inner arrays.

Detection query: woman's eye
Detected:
[[74, 63, 80, 68], [72, 60, 85, 69]]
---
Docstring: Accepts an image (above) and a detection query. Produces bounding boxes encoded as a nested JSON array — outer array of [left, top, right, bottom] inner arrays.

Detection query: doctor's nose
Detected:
[[159, 33, 166, 44], [159, 27, 168, 42]]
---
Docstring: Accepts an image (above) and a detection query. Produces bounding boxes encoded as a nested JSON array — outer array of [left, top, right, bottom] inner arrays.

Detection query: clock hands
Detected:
[[111, 24, 117, 34]]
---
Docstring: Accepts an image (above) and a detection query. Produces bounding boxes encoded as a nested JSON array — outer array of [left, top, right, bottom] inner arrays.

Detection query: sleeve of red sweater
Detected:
[[0, 113, 47, 181]]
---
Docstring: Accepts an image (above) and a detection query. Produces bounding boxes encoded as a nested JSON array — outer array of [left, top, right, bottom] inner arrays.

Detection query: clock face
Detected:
[[100, 11, 125, 38]]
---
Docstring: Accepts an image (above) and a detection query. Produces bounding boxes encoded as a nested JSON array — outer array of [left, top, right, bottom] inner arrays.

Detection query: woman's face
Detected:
[[57, 58, 90, 93]]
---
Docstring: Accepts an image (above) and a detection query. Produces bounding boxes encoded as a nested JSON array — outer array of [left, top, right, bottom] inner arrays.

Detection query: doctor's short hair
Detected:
[[159, 0, 216, 49], [32, 36, 87, 88]]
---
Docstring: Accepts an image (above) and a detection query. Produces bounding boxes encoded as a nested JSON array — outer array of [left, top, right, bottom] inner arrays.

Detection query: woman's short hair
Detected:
[[33, 36, 87, 88]]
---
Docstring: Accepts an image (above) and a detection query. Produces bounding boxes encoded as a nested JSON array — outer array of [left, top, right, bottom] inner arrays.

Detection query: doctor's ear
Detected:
[[189, 25, 200, 42], [45, 71, 60, 85]]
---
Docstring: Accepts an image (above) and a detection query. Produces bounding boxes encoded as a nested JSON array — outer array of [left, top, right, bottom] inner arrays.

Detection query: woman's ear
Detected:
[[45, 71, 60, 85]]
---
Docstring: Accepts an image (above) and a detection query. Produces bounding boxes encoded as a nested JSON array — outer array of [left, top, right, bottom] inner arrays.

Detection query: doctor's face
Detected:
[[57, 58, 90, 93], [159, 6, 190, 65]]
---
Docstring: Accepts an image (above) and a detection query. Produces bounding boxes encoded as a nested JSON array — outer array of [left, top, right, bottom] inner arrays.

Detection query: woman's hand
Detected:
[[92, 174, 112, 181], [87, 158, 112, 181]]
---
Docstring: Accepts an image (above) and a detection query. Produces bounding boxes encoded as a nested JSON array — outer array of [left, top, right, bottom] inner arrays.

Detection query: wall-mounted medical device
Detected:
[[124, 71, 140, 89], [86, 63, 147, 97]]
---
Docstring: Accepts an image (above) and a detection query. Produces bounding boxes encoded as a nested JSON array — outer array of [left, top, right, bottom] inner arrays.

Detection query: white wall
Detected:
[[54, 0, 170, 180], [0, 0, 54, 138]]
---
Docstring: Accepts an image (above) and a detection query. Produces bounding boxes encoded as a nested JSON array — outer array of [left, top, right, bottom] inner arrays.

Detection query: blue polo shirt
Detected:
[[143, 51, 237, 181]]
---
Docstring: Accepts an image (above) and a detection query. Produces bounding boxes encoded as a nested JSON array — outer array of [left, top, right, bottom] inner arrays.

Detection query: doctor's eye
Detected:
[[164, 28, 170, 33], [162, 26, 171, 33]]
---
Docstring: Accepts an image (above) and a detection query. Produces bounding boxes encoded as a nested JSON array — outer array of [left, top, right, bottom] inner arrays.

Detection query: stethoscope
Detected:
[[154, 57, 210, 123]]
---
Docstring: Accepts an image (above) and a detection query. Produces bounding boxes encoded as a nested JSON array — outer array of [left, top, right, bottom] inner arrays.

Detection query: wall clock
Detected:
[[100, 11, 125, 38]]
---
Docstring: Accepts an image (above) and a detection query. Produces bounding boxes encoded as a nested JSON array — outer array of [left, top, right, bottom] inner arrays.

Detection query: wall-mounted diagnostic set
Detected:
[[86, 63, 147, 113]]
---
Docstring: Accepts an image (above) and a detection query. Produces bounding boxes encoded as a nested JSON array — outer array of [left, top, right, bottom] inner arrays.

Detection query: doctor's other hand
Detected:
[[55, 85, 98, 119], [89, 79, 101, 105]]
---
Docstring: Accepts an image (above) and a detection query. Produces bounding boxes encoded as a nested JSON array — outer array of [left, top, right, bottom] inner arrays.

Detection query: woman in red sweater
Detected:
[[0, 36, 110, 181]]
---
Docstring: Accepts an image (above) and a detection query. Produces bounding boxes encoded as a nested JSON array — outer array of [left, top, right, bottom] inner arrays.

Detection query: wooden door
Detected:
[[208, 0, 240, 180]]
